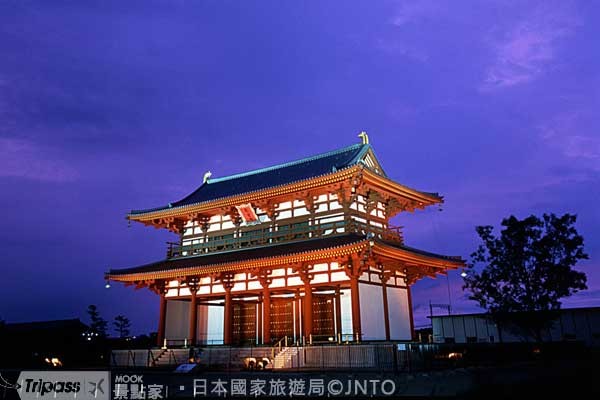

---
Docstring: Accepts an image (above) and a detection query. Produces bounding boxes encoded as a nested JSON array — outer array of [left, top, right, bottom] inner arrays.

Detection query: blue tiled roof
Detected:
[[108, 234, 368, 276], [107, 234, 463, 277], [131, 143, 371, 215]]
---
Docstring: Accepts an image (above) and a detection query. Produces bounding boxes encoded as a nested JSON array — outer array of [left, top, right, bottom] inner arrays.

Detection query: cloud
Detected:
[[375, 38, 429, 62], [563, 136, 600, 160], [538, 110, 600, 168], [561, 288, 600, 308], [391, 0, 443, 27], [482, 4, 581, 89], [379, 0, 450, 63], [0, 137, 79, 182]]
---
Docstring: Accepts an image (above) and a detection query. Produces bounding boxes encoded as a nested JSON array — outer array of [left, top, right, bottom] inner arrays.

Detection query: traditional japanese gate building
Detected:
[[106, 134, 464, 347]]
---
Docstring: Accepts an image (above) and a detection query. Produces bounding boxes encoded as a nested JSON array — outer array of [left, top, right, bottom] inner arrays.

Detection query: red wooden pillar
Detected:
[[303, 283, 313, 339], [220, 273, 235, 345], [334, 286, 342, 337], [157, 293, 167, 347], [262, 288, 271, 344], [257, 294, 263, 345], [294, 290, 301, 342], [407, 285, 415, 340], [189, 290, 198, 346], [223, 288, 233, 345], [381, 281, 391, 341], [295, 265, 314, 340], [350, 275, 361, 341], [254, 270, 272, 345]]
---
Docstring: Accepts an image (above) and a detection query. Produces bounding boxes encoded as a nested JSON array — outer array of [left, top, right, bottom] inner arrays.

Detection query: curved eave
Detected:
[[106, 240, 370, 282], [372, 240, 465, 269], [361, 168, 443, 206], [127, 166, 360, 222], [128, 165, 443, 223], [106, 239, 464, 283]]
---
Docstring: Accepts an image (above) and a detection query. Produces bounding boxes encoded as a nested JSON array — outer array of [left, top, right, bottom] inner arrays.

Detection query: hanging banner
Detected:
[[235, 204, 260, 225]]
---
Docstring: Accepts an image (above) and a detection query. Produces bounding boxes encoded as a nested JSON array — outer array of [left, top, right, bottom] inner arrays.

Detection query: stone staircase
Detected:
[[273, 346, 300, 369], [195, 347, 273, 370], [152, 348, 190, 366], [112, 346, 303, 369]]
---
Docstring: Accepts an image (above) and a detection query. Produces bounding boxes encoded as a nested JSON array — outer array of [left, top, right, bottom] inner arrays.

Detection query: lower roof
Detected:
[[107, 234, 463, 281]]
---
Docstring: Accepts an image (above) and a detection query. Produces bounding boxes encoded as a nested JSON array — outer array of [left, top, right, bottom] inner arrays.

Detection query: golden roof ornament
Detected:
[[358, 131, 369, 145]]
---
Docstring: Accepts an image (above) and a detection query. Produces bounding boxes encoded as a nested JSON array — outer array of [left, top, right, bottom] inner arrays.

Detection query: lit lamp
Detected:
[[460, 270, 467, 278]]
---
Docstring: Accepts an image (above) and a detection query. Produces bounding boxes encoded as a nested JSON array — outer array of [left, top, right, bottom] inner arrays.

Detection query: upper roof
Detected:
[[131, 143, 377, 215]]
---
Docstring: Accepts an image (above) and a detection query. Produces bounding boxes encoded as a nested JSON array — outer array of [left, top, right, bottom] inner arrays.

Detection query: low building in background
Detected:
[[431, 307, 600, 346]]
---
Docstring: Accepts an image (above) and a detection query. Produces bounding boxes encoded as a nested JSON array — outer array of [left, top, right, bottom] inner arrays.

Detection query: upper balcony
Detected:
[[166, 214, 403, 259]]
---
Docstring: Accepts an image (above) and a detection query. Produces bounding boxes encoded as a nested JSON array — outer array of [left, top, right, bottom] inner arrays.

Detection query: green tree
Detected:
[[463, 213, 588, 342], [87, 305, 108, 337], [113, 315, 131, 338]]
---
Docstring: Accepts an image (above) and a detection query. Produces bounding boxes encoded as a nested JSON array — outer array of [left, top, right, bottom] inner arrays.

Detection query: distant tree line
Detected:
[[86, 305, 131, 338]]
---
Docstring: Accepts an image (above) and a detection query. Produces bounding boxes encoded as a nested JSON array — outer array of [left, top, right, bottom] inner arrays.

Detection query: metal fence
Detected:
[[111, 343, 424, 371], [111, 341, 592, 371]]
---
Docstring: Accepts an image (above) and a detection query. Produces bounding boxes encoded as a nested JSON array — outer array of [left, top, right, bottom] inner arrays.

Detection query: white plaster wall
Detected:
[[197, 304, 209, 343], [206, 305, 224, 344], [359, 283, 386, 340], [387, 287, 412, 340], [165, 300, 189, 340], [165, 301, 210, 342], [340, 290, 353, 336]]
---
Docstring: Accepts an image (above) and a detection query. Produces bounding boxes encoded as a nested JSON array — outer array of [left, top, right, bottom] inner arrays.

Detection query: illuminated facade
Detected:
[[106, 134, 464, 346]]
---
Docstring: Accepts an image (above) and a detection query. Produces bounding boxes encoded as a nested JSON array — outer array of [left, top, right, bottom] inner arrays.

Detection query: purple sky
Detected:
[[1, 0, 598, 334]]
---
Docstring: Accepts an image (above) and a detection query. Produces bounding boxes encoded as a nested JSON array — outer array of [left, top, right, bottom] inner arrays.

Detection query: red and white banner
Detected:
[[235, 204, 259, 224]]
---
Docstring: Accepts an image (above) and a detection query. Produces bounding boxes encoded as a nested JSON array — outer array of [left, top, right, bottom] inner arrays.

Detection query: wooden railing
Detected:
[[167, 215, 403, 258]]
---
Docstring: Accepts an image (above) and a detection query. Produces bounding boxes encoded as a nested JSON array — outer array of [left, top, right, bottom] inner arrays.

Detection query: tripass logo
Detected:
[[15, 371, 109, 400]]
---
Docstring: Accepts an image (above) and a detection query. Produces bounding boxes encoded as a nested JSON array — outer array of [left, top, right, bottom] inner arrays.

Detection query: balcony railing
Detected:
[[166, 215, 403, 259]]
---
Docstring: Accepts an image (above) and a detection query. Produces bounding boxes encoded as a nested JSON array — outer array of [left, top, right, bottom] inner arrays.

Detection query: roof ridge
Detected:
[[208, 143, 366, 184], [129, 165, 357, 215]]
